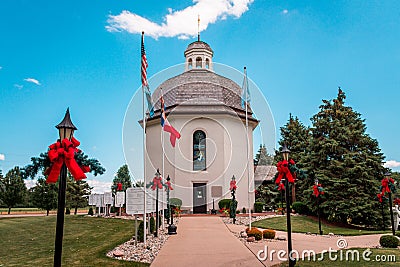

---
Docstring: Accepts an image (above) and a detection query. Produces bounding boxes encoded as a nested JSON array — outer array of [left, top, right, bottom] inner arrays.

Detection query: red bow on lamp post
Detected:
[[313, 184, 324, 198], [165, 180, 173, 191], [117, 182, 123, 191], [45, 137, 90, 183], [275, 160, 295, 185], [277, 182, 285, 191], [230, 179, 237, 191]]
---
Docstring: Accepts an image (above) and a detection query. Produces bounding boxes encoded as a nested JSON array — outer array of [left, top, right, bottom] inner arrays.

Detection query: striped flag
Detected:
[[141, 33, 154, 118], [160, 96, 181, 147], [241, 67, 251, 108]]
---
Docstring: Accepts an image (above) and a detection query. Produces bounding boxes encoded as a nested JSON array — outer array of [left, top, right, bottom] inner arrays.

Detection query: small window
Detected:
[[205, 58, 210, 69], [193, 130, 206, 171], [188, 58, 193, 69], [196, 57, 202, 68]]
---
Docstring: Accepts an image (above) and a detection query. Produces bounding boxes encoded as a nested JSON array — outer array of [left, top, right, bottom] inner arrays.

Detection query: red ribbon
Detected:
[[230, 180, 237, 191], [165, 181, 173, 191], [151, 176, 163, 190], [313, 184, 324, 197], [381, 177, 394, 194], [377, 193, 384, 203], [117, 182, 123, 191], [275, 160, 295, 184], [278, 183, 285, 191], [45, 137, 90, 183]]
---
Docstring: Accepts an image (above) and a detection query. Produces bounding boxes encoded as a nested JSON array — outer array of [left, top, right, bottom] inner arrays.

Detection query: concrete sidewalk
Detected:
[[151, 216, 264, 267]]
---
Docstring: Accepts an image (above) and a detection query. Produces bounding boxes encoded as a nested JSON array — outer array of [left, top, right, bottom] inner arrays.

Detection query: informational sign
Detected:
[[104, 192, 113, 205], [88, 194, 95, 206], [126, 188, 156, 215], [93, 194, 104, 207], [115, 191, 125, 207]]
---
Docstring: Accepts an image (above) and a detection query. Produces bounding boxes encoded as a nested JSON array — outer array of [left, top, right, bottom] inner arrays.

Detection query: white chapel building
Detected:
[[145, 39, 258, 213]]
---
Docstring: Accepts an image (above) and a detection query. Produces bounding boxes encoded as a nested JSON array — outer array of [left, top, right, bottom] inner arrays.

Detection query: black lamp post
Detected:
[[385, 172, 396, 236], [279, 182, 284, 215], [281, 144, 295, 267], [166, 175, 177, 235], [230, 175, 237, 224], [315, 178, 323, 235], [154, 169, 161, 238], [54, 108, 77, 267]]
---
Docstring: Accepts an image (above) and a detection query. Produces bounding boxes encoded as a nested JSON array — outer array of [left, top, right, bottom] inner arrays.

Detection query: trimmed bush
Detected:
[[170, 198, 182, 208], [247, 228, 262, 241], [292, 202, 309, 215], [150, 216, 155, 234], [236, 210, 240, 214], [254, 202, 264, 213], [242, 207, 247, 214], [137, 221, 144, 242], [88, 207, 94, 216], [218, 199, 232, 209], [263, 229, 276, 239], [379, 235, 399, 248]]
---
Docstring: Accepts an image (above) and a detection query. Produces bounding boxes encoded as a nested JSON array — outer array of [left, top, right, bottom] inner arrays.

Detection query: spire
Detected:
[[56, 108, 77, 131], [197, 15, 200, 41]]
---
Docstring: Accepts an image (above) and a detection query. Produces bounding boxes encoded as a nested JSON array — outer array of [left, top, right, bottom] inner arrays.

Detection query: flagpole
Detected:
[[141, 32, 147, 247], [244, 67, 251, 230], [161, 90, 165, 230]]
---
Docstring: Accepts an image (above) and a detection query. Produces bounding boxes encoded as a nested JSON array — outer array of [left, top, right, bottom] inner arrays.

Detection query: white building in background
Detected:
[[144, 38, 259, 213]]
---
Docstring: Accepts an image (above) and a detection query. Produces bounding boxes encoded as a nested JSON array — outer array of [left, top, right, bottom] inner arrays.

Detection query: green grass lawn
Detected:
[[277, 248, 400, 266], [0, 215, 148, 267], [253, 215, 391, 236]]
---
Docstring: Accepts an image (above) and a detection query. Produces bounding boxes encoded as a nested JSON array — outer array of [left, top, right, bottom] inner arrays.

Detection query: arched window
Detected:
[[196, 57, 202, 68], [188, 58, 193, 69], [193, 130, 206, 171], [205, 58, 210, 69]]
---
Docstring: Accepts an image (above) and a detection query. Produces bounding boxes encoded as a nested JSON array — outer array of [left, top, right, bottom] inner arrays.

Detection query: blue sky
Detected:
[[1, 0, 399, 192]]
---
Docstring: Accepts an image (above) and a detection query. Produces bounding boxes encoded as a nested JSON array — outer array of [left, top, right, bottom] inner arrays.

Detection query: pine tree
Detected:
[[66, 173, 92, 215], [112, 164, 132, 193], [30, 177, 58, 215], [0, 167, 27, 214], [254, 144, 274, 166], [278, 115, 311, 203], [303, 88, 385, 227], [278, 114, 310, 163]]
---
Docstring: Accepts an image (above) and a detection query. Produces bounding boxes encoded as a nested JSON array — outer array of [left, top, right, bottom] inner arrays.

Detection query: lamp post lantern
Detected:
[[385, 172, 396, 236], [54, 108, 77, 267], [281, 144, 295, 267]]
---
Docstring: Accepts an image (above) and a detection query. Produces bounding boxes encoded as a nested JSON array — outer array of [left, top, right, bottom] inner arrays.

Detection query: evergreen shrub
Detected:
[[263, 229, 276, 239], [379, 235, 399, 248]]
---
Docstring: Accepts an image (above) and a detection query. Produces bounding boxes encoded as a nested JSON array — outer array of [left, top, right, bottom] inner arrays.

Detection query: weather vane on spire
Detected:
[[197, 14, 200, 41]]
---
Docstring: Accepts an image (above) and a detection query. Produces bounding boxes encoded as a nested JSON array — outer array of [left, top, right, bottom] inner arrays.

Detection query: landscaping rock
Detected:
[[113, 249, 124, 257], [276, 235, 287, 241], [328, 232, 334, 237], [240, 231, 247, 238], [247, 236, 255, 242]]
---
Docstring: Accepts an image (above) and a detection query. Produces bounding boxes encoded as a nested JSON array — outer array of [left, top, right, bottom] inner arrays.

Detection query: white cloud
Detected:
[[87, 179, 112, 194], [24, 179, 36, 189], [282, 9, 289, 14], [14, 84, 23, 89], [106, 0, 254, 39], [384, 160, 400, 168], [0, 154, 4, 161], [24, 78, 41, 85], [0, 66, 2, 70]]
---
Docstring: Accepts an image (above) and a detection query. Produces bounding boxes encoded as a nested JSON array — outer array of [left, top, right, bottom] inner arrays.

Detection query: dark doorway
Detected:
[[193, 183, 207, 214]]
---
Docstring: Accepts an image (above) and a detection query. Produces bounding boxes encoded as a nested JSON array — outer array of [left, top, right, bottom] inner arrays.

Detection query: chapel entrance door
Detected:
[[193, 183, 207, 214]]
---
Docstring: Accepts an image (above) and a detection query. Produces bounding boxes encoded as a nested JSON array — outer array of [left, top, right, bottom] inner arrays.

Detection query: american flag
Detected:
[[141, 33, 148, 87], [141, 32, 154, 117]]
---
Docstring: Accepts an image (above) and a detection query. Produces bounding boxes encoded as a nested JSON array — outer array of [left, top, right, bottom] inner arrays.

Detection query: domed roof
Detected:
[[150, 69, 256, 126], [184, 41, 213, 56]]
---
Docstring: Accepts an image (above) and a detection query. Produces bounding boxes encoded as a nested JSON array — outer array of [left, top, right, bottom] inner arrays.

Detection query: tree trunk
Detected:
[[8, 207, 11, 214], [74, 206, 78, 215], [47, 209, 50, 216]]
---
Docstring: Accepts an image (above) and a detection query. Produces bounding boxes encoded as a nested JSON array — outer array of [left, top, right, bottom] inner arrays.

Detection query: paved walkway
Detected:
[[151, 216, 264, 267], [226, 223, 383, 266]]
